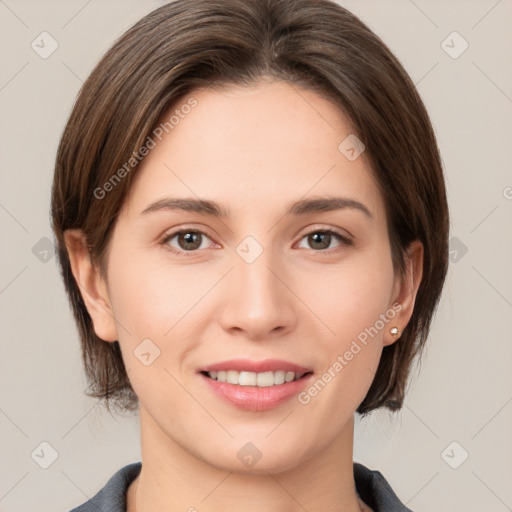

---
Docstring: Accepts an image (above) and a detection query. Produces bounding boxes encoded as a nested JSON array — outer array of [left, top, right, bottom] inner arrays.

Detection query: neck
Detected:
[[128, 407, 367, 512]]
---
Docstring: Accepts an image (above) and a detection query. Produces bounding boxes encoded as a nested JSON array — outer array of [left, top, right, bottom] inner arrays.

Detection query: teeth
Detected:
[[239, 371, 256, 386], [207, 370, 304, 386], [226, 370, 239, 385], [274, 370, 285, 385]]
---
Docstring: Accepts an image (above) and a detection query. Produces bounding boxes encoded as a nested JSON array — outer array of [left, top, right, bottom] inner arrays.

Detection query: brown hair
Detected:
[[51, 0, 449, 416]]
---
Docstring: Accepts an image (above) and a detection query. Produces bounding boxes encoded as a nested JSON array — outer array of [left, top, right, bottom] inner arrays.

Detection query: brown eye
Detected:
[[164, 230, 212, 252], [308, 232, 332, 250], [297, 230, 350, 251], [177, 232, 202, 250]]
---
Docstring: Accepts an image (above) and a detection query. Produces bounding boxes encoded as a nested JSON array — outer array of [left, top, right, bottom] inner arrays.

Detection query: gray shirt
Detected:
[[68, 461, 413, 512]]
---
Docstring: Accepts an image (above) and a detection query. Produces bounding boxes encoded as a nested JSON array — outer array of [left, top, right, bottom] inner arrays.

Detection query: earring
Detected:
[[390, 327, 399, 336]]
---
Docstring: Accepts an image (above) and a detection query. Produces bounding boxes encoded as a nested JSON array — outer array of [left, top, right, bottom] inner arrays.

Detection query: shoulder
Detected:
[[67, 460, 410, 511], [68, 462, 142, 512], [354, 462, 414, 512]]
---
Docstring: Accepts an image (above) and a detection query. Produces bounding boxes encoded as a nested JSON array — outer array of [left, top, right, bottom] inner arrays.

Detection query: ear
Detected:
[[384, 240, 424, 346], [64, 229, 118, 342]]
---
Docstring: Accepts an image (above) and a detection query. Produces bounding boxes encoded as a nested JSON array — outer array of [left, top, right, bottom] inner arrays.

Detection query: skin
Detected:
[[65, 80, 423, 512]]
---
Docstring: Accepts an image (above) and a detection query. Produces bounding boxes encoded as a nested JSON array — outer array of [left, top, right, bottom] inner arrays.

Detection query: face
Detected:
[[76, 80, 417, 474]]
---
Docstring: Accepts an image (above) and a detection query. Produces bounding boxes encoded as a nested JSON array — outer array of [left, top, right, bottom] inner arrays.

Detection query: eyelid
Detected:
[[160, 224, 353, 256], [160, 225, 219, 255], [295, 226, 353, 251], [297, 224, 353, 243]]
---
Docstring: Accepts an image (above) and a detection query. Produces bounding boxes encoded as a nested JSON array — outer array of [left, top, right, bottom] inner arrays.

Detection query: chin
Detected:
[[199, 439, 311, 476]]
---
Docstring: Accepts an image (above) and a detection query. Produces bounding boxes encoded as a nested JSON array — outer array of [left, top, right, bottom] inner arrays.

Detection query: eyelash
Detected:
[[160, 227, 353, 257]]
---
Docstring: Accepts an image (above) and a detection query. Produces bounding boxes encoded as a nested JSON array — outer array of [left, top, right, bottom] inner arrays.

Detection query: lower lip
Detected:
[[199, 373, 314, 411]]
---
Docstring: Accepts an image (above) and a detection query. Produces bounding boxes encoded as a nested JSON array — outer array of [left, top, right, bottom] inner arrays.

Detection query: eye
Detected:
[[161, 228, 351, 255], [296, 229, 352, 251], [162, 230, 214, 254]]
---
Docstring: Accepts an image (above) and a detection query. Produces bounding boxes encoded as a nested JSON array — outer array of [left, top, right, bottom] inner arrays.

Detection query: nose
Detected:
[[218, 248, 298, 341]]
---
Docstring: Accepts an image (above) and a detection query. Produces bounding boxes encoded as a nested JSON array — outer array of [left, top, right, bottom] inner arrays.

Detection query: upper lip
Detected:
[[200, 358, 312, 375]]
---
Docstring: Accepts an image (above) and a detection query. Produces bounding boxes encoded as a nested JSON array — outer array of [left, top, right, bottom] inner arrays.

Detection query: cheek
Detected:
[[300, 248, 395, 396], [107, 249, 218, 339], [105, 254, 215, 402], [306, 250, 395, 341]]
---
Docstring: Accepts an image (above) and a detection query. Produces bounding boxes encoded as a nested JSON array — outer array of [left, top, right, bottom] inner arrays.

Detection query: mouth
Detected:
[[198, 359, 314, 411], [200, 369, 313, 387]]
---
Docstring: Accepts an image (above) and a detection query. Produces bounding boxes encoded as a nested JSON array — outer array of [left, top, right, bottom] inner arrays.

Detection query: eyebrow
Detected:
[[140, 196, 373, 219]]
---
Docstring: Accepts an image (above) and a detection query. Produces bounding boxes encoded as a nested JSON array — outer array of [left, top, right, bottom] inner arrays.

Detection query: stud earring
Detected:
[[390, 327, 399, 336]]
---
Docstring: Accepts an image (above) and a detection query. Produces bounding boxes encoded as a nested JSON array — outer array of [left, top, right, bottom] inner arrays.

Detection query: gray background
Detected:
[[1, 1, 511, 511]]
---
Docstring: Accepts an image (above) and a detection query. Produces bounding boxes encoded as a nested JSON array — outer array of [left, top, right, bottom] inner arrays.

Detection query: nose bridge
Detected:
[[219, 237, 296, 337], [234, 240, 284, 311]]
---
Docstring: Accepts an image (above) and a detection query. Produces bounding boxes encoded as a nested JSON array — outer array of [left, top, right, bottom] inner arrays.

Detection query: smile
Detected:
[[198, 359, 314, 411], [202, 370, 311, 387]]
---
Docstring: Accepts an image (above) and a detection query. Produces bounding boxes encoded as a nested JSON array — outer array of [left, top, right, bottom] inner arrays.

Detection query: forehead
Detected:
[[122, 80, 385, 222]]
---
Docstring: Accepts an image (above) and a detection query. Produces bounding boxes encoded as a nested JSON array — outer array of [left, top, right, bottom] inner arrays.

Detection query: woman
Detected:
[[51, 0, 449, 510]]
